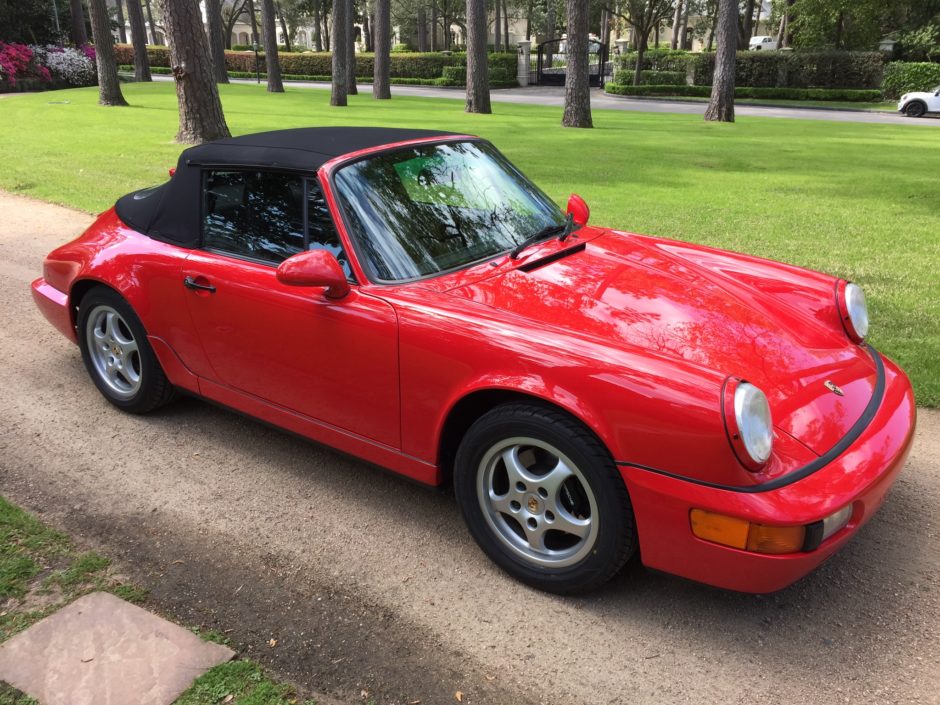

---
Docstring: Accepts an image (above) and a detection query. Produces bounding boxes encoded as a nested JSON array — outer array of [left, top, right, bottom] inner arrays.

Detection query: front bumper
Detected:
[[32, 278, 77, 343], [621, 351, 916, 593]]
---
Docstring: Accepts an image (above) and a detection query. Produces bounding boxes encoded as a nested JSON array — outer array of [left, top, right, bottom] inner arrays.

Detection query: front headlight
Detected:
[[837, 281, 869, 343], [723, 379, 773, 470]]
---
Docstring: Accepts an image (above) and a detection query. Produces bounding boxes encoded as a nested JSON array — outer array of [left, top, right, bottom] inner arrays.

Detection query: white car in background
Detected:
[[898, 86, 940, 117], [749, 35, 778, 50]]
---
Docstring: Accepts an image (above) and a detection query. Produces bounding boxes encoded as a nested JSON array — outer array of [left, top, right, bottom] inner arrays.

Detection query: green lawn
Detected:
[[633, 95, 898, 111], [1, 82, 937, 405]]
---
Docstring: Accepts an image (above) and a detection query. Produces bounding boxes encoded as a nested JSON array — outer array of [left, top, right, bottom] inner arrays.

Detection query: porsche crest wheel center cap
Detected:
[[527, 496, 540, 514]]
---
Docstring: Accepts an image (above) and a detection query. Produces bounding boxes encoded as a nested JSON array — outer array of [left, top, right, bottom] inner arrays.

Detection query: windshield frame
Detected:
[[326, 137, 566, 285]]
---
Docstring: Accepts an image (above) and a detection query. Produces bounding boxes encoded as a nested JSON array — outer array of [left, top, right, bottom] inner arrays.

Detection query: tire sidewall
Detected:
[[906, 102, 926, 117], [454, 407, 634, 593], [77, 287, 164, 413]]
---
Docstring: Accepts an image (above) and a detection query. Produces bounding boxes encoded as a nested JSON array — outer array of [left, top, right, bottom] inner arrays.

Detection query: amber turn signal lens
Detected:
[[690, 509, 806, 555]]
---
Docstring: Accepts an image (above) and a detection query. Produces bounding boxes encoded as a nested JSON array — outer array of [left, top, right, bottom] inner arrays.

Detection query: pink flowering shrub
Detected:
[[0, 42, 95, 91]]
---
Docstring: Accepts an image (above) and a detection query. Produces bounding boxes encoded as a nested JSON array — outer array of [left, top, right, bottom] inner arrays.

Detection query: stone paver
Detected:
[[0, 592, 234, 705]]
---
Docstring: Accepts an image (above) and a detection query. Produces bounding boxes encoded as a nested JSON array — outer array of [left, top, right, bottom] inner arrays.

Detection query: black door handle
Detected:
[[183, 275, 216, 293]]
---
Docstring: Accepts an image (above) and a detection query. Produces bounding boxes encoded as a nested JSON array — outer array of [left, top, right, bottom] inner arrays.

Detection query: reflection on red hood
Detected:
[[444, 229, 877, 456]]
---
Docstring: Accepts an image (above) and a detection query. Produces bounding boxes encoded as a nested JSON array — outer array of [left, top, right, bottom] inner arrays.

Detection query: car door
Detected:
[[928, 88, 940, 112], [181, 168, 400, 448]]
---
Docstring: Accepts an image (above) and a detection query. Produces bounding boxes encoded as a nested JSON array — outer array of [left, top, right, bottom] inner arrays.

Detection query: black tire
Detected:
[[905, 101, 926, 118], [454, 402, 637, 594], [76, 286, 176, 414]]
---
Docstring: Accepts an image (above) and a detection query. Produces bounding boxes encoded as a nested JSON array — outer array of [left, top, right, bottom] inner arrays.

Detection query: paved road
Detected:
[[2, 191, 938, 704], [166, 75, 938, 126]]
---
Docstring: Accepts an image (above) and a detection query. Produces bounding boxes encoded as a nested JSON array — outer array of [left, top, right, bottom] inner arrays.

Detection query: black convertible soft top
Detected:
[[114, 127, 459, 247]]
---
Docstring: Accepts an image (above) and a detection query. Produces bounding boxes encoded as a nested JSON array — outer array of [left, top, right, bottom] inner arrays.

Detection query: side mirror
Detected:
[[276, 250, 350, 299], [567, 194, 590, 226]]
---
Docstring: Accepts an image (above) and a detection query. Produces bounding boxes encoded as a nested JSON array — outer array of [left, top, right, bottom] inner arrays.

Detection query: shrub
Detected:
[[391, 43, 412, 52], [34, 45, 96, 87], [0, 42, 50, 89], [604, 84, 882, 101], [615, 48, 693, 73], [690, 51, 885, 89], [882, 62, 940, 99], [615, 69, 686, 85]]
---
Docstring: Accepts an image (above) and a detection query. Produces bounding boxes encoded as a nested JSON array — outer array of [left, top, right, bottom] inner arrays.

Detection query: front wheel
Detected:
[[77, 287, 175, 414], [454, 403, 637, 594], [905, 101, 927, 118]]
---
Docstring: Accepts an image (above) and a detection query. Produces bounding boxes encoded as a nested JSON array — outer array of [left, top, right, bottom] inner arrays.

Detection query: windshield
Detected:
[[332, 140, 565, 282]]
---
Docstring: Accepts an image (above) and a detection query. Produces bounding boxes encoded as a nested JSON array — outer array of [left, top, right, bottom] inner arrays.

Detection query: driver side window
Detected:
[[202, 170, 351, 279]]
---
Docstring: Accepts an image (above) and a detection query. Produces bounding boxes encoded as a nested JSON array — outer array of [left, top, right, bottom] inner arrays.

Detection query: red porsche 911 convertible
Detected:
[[32, 127, 916, 594]]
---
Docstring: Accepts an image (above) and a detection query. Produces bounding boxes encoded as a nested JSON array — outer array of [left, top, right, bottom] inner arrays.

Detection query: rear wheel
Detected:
[[77, 287, 175, 414], [454, 403, 636, 594], [905, 101, 927, 118]]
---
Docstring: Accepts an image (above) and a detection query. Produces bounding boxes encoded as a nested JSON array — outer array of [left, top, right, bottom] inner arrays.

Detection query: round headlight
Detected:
[[731, 382, 773, 468], [839, 281, 869, 342]]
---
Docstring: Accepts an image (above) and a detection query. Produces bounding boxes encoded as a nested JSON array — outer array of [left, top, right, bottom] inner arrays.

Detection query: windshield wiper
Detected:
[[509, 215, 572, 259]]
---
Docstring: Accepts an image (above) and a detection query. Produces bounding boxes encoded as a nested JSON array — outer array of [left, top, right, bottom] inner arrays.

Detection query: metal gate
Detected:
[[533, 38, 608, 88]]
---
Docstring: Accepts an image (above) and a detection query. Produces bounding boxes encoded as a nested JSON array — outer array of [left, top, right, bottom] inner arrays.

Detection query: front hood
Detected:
[[445, 230, 878, 456]]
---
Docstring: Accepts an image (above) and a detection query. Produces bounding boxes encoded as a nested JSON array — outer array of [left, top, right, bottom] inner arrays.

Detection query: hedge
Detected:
[[882, 62, 940, 99], [612, 69, 686, 85], [114, 44, 517, 82], [604, 83, 884, 101], [616, 50, 884, 89]]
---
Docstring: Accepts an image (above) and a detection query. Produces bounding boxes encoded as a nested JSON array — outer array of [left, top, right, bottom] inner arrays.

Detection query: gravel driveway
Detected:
[[1, 191, 937, 705]]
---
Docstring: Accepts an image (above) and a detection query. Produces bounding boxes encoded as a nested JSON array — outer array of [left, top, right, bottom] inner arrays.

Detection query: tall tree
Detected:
[[670, 0, 682, 49], [607, 0, 674, 85], [126, 0, 152, 80], [159, 0, 231, 143], [276, 1, 293, 51], [465, 0, 490, 112], [222, 0, 249, 48], [738, 0, 756, 47], [89, 0, 128, 105], [562, 0, 590, 127], [70, 0, 89, 44], [503, 0, 509, 48], [704, 0, 735, 122], [495, 0, 502, 51], [205, 0, 230, 83], [312, 0, 323, 49], [373, 0, 391, 98], [260, 0, 285, 90], [113, 0, 128, 43], [331, 0, 348, 105], [347, 0, 358, 94], [143, 0, 160, 43]]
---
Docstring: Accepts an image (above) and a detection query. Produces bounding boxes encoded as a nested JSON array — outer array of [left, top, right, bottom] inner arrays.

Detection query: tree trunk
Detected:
[[679, 0, 690, 49], [465, 0, 490, 113], [362, 9, 371, 51], [323, 5, 331, 50], [114, 0, 127, 43], [495, 0, 501, 52], [503, 0, 509, 49], [70, 0, 89, 44], [704, 0, 735, 122], [632, 34, 645, 85], [525, 0, 531, 40], [346, 0, 357, 94], [260, 0, 284, 90], [246, 0, 260, 45], [430, 6, 437, 50], [417, 6, 427, 50], [543, 0, 555, 66], [276, 2, 292, 51], [126, 0, 152, 80], [739, 0, 755, 47], [144, 0, 160, 43], [89, 0, 128, 105], [205, 0, 230, 83], [331, 0, 348, 105], [159, 0, 231, 142], [670, 0, 682, 50], [313, 0, 323, 50], [562, 0, 590, 127], [373, 0, 390, 98]]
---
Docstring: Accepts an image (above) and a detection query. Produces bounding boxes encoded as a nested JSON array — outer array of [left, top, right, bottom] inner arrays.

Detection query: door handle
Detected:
[[183, 275, 216, 293]]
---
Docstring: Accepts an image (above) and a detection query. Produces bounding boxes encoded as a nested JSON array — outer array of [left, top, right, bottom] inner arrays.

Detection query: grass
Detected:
[[174, 662, 318, 705], [0, 82, 937, 405], [0, 495, 315, 704]]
